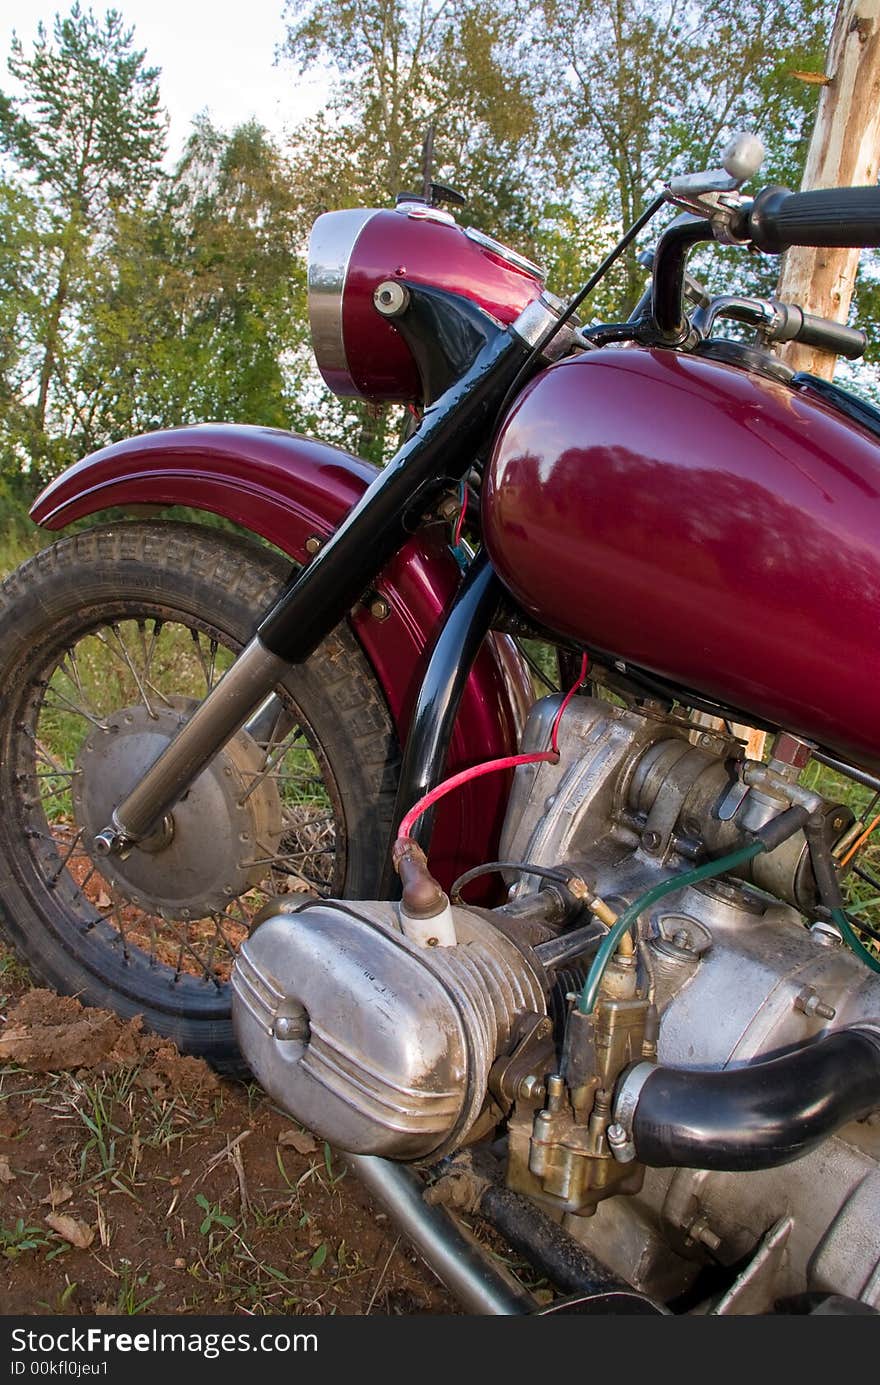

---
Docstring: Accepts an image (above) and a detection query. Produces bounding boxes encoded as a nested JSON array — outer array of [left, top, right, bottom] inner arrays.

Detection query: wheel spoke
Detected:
[[109, 622, 157, 718], [57, 646, 101, 717], [42, 686, 109, 730], [238, 724, 309, 804], [48, 827, 85, 886], [190, 629, 222, 694]]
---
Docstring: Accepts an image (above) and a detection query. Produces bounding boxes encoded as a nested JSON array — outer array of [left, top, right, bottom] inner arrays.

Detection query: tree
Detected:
[[282, 0, 544, 231], [535, 0, 833, 312], [0, 4, 166, 473], [70, 117, 312, 446], [775, 0, 880, 379]]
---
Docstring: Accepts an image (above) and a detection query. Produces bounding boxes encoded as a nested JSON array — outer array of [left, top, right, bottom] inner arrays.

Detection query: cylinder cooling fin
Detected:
[[231, 898, 546, 1161]]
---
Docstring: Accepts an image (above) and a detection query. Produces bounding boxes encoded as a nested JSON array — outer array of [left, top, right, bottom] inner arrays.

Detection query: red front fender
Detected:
[[31, 424, 533, 888]]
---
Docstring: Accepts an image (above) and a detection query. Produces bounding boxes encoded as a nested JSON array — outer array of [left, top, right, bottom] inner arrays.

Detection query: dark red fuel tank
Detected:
[[483, 347, 880, 768]]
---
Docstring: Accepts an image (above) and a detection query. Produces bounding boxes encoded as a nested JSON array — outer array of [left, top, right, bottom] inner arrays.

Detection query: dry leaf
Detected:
[[0, 1155, 15, 1184], [45, 1213, 95, 1249], [95, 890, 111, 909], [278, 1128, 317, 1155], [40, 1184, 73, 1208]]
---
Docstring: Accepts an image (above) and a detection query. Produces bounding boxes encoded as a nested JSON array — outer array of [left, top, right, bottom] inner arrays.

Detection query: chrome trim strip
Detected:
[[464, 225, 545, 280], [307, 208, 377, 378]]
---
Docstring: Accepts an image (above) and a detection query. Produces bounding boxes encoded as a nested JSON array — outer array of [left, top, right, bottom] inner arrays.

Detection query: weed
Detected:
[[115, 1263, 164, 1315], [1, 1218, 52, 1259], [195, 1193, 236, 1237]]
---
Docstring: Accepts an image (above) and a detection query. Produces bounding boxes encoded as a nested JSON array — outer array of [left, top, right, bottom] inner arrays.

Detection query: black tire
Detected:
[[0, 522, 399, 1065]]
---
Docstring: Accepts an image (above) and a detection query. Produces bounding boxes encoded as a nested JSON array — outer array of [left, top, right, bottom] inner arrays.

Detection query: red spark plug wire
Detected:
[[397, 652, 589, 843]]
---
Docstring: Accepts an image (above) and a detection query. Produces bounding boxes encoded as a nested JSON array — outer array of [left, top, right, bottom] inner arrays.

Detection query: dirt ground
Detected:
[[0, 942, 462, 1316]]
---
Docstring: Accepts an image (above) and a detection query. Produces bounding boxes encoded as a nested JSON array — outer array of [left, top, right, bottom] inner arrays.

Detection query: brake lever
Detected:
[[665, 134, 766, 244]]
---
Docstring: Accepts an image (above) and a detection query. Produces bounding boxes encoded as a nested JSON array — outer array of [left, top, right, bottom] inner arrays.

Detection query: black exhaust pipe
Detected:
[[616, 1026, 880, 1172]]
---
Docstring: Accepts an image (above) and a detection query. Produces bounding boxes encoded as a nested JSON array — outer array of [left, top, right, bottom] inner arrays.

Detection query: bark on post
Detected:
[[776, 0, 880, 379]]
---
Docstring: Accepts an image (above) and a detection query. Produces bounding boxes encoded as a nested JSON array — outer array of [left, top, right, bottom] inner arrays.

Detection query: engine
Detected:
[[231, 693, 880, 1312]]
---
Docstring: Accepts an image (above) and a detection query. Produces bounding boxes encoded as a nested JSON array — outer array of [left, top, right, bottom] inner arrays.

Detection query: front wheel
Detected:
[[0, 522, 399, 1065]]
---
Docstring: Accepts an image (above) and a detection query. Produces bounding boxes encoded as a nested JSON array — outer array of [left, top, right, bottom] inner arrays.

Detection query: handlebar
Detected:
[[768, 300, 866, 359], [691, 293, 866, 361], [738, 185, 880, 253]]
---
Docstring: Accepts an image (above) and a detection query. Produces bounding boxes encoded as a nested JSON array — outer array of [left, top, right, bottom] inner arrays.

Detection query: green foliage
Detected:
[[534, 0, 833, 312], [195, 1193, 236, 1237], [1, 1218, 52, 1258], [77, 117, 309, 440], [282, 0, 545, 232], [0, 3, 165, 214], [0, 4, 167, 484]]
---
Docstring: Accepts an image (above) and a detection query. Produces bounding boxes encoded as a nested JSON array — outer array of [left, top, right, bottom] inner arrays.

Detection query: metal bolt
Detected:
[[606, 1122, 636, 1163], [794, 986, 836, 1021], [518, 1074, 546, 1102], [304, 535, 323, 556], [545, 1074, 565, 1114], [566, 876, 593, 903], [688, 1215, 722, 1253], [373, 280, 410, 316], [643, 830, 662, 852], [274, 1014, 309, 1042], [673, 928, 692, 951], [93, 828, 120, 857], [369, 596, 390, 621]]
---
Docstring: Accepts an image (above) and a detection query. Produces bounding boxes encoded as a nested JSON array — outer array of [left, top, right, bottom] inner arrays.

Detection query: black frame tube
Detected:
[[379, 549, 505, 895]]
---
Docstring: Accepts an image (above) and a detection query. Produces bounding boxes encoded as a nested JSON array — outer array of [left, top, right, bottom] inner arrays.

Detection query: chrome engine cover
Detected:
[[231, 899, 545, 1160], [501, 694, 880, 1311]]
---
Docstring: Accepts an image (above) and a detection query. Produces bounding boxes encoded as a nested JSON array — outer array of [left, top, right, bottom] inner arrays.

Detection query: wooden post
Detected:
[[775, 0, 880, 379]]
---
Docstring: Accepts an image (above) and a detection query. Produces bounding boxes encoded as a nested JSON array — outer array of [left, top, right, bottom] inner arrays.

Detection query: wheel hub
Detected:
[[73, 700, 282, 919]]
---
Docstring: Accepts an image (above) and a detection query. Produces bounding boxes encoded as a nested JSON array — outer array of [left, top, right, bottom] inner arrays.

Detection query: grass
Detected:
[[0, 526, 41, 575], [0, 1218, 53, 1259]]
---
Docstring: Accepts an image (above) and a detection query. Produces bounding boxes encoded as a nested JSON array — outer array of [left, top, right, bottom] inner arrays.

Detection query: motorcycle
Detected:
[[2, 132, 880, 1314]]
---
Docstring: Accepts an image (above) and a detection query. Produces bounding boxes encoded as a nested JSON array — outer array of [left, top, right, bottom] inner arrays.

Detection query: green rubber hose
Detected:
[[578, 841, 766, 1014], [832, 907, 880, 974]]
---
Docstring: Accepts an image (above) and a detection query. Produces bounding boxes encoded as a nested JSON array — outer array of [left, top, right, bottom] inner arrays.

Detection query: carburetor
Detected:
[[506, 943, 655, 1215]]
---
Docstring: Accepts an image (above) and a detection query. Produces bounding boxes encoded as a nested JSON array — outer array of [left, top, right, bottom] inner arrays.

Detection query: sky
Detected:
[[0, 0, 330, 162]]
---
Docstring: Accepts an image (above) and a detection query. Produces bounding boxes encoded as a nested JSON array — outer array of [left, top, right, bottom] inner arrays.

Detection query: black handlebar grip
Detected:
[[794, 310, 866, 360], [745, 184, 880, 253], [771, 300, 866, 359]]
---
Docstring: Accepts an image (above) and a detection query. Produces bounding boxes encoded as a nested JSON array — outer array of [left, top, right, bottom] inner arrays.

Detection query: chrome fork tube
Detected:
[[95, 638, 288, 852]]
